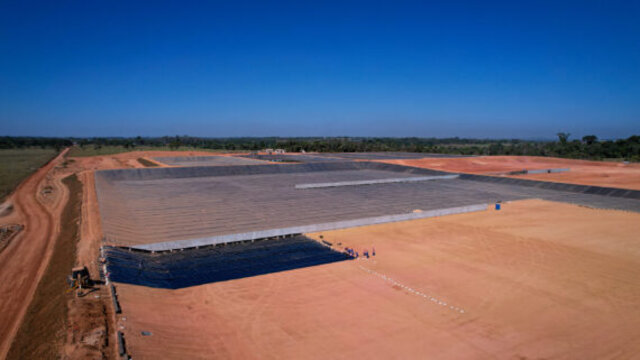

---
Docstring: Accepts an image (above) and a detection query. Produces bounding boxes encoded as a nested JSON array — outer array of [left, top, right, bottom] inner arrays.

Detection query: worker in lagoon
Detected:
[[346, 248, 354, 257], [137, 260, 144, 276], [372, 247, 376, 256]]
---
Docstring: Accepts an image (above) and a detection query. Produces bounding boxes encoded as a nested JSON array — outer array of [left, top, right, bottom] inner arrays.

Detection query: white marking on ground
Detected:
[[358, 264, 466, 315]]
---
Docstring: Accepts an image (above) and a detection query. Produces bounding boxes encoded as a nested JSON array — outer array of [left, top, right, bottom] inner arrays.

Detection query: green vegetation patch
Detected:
[[0, 148, 58, 201], [67, 145, 132, 157], [67, 145, 230, 158]]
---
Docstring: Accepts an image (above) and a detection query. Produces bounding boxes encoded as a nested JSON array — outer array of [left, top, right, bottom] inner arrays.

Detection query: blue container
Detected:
[[495, 203, 501, 210]]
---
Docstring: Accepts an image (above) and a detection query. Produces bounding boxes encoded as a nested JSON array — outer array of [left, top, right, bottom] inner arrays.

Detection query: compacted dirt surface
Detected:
[[379, 156, 640, 190], [114, 199, 640, 359], [70, 150, 220, 169]]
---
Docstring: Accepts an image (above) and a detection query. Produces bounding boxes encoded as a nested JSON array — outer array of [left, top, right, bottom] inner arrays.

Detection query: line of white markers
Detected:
[[358, 264, 466, 315]]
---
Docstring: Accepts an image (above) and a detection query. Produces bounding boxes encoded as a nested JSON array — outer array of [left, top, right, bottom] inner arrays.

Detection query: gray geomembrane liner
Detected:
[[95, 160, 640, 250], [96, 161, 449, 181], [153, 156, 268, 166], [526, 168, 570, 174], [503, 168, 571, 175], [311, 152, 472, 160], [457, 174, 640, 200], [237, 154, 348, 163], [132, 204, 488, 251]]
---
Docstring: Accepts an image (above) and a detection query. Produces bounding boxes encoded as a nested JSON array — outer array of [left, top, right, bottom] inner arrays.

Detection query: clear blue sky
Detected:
[[1, 1, 638, 139]]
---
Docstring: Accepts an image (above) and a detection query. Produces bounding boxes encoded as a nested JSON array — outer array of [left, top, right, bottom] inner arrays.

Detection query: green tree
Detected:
[[169, 136, 182, 150], [582, 135, 598, 145], [557, 132, 571, 145]]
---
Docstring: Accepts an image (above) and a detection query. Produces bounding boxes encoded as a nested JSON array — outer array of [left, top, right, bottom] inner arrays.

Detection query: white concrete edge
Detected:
[[130, 203, 488, 252], [294, 174, 459, 189]]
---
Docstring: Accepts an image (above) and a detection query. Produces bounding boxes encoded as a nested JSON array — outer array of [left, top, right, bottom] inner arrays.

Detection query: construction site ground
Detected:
[[113, 199, 640, 359], [379, 155, 640, 190], [0, 149, 227, 359], [2, 149, 640, 359]]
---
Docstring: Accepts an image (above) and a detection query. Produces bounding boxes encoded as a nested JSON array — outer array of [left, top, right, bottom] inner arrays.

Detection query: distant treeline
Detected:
[[1, 134, 639, 161], [0, 137, 73, 151]]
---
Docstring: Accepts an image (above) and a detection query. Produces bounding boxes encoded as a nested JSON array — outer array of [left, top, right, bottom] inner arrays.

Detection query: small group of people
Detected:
[[344, 246, 376, 258]]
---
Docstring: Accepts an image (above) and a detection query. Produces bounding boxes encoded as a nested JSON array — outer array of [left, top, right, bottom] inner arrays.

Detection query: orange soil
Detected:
[[115, 199, 640, 359], [0, 149, 69, 359], [76, 171, 103, 276], [379, 156, 640, 190], [70, 150, 221, 170]]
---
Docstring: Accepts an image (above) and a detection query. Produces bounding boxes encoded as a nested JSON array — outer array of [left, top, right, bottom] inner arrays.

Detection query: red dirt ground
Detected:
[[71, 150, 221, 169], [378, 156, 640, 190], [0, 149, 69, 359], [114, 199, 640, 359]]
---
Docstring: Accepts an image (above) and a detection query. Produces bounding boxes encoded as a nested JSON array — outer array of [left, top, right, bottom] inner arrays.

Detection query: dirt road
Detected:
[[0, 149, 69, 359]]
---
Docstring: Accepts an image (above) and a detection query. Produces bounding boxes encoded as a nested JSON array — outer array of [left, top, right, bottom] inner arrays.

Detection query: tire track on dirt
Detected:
[[0, 149, 68, 359]]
